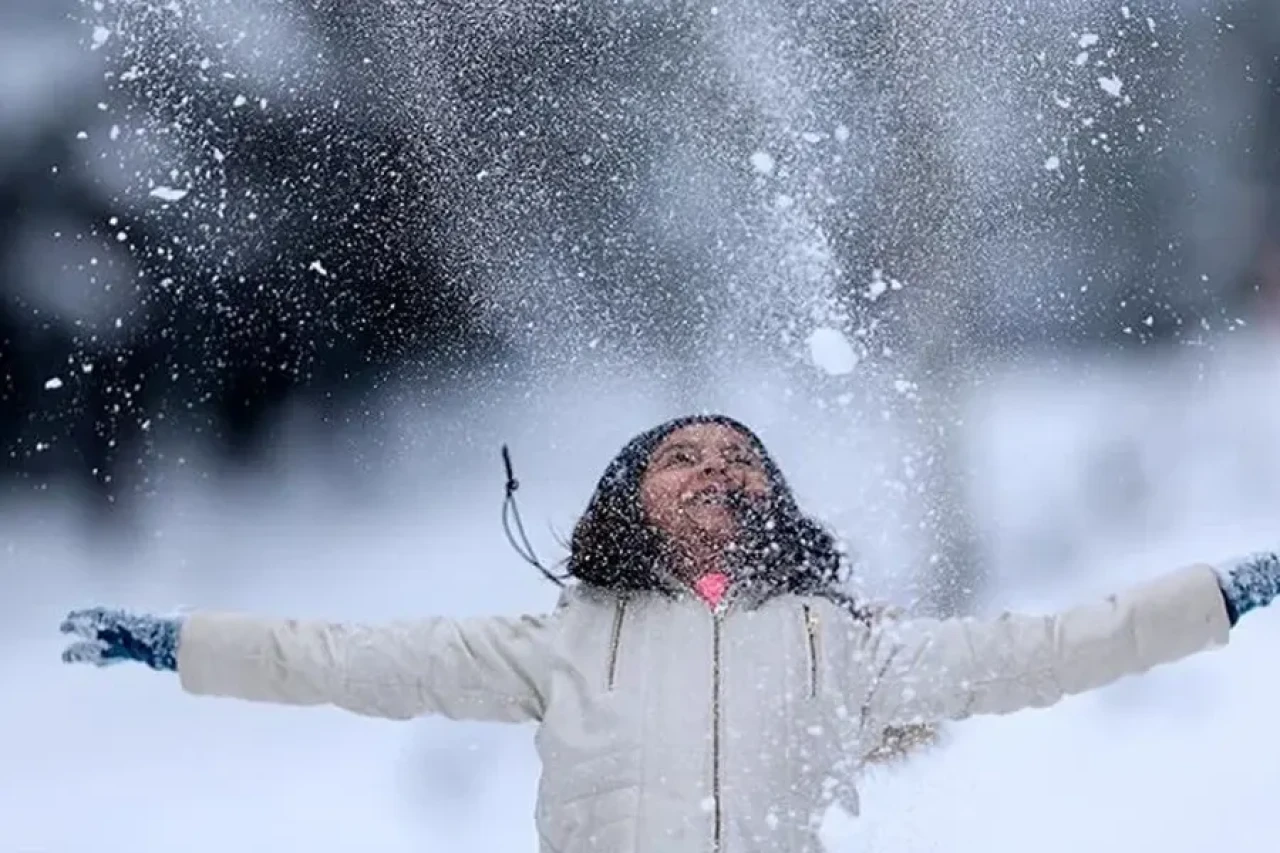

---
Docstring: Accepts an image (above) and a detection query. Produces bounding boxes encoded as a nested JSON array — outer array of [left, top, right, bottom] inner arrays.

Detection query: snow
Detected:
[[148, 186, 189, 202], [1099, 75, 1124, 98], [749, 150, 776, 176], [806, 327, 857, 375], [1044, 155, 1061, 171], [43, 377, 63, 390], [1077, 33, 1099, 48], [90, 26, 111, 50], [864, 269, 902, 301]]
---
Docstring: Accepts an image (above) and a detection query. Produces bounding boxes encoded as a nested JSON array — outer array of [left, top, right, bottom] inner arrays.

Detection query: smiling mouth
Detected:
[[685, 485, 736, 507]]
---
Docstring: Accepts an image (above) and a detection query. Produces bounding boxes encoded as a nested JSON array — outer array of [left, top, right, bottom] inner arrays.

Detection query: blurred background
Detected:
[[3, 0, 1279, 850]]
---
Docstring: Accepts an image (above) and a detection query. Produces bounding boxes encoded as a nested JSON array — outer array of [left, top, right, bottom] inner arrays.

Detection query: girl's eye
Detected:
[[666, 449, 696, 465]]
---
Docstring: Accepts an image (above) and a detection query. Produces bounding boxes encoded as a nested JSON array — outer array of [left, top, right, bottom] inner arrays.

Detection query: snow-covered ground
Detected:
[[3, 334, 1280, 852]]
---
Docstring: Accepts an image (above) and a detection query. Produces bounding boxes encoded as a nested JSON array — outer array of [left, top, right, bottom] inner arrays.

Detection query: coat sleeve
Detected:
[[859, 564, 1231, 729], [175, 610, 557, 722]]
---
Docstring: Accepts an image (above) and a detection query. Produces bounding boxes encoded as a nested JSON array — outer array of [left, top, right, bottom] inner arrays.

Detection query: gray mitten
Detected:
[[61, 607, 183, 671]]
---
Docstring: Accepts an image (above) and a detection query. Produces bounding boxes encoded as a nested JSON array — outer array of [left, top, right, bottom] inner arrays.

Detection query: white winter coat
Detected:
[[177, 564, 1230, 853]]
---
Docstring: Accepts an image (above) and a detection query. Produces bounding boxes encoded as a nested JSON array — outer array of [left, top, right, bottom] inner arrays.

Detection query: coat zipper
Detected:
[[709, 603, 819, 852], [711, 609, 724, 851], [606, 597, 627, 690], [802, 604, 821, 699]]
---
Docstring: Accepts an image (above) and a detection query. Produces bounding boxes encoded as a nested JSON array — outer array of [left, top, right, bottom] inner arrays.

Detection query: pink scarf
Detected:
[[693, 571, 731, 609]]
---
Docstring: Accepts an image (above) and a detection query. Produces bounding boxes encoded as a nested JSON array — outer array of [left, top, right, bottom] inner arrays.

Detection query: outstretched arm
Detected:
[[62, 606, 558, 723], [860, 555, 1275, 731]]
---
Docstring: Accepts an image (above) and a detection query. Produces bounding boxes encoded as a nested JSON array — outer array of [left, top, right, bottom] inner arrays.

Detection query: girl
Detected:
[[62, 414, 1280, 853]]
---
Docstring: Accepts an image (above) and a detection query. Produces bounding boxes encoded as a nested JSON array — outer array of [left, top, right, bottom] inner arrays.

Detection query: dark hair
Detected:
[[566, 414, 851, 601]]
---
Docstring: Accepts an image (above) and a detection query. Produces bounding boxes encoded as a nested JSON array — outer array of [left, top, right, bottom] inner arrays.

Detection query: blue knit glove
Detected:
[[1215, 551, 1280, 626], [60, 607, 183, 671]]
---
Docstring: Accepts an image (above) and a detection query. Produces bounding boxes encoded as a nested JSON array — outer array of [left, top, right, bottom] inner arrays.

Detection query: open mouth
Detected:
[[686, 485, 733, 507]]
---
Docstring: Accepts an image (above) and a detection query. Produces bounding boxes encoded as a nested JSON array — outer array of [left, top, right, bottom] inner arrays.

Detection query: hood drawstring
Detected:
[[501, 445, 566, 587]]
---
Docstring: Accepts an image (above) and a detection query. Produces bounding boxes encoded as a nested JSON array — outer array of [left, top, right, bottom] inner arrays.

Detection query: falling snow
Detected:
[[749, 151, 776, 176], [149, 186, 189, 202], [865, 269, 902, 302], [807, 327, 857, 376], [1099, 75, 1124, 98]]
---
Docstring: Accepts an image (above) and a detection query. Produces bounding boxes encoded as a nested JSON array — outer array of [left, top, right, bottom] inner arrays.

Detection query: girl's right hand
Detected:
[[60, 607, 182, 672]]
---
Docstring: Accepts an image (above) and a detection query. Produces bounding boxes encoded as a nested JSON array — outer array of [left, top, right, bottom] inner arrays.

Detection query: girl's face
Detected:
[[639, 423, 771, 555]]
